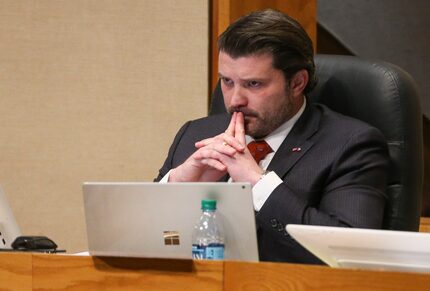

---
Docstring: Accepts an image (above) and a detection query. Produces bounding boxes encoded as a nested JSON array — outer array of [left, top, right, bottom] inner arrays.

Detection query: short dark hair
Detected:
[[218, 9, 316, 94]]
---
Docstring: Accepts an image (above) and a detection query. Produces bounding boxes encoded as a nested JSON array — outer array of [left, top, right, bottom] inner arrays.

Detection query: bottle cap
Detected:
[[201, 199, 217, 210]]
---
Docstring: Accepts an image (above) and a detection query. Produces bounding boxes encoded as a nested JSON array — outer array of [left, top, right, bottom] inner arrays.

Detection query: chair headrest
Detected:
[[309, 54, 421, 143]]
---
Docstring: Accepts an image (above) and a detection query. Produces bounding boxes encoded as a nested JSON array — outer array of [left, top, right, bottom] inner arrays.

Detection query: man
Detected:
[[155, 9, 389, 264]]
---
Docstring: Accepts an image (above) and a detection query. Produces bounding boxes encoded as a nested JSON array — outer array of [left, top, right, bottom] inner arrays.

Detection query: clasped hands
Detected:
[[169, 112, 264, 186]]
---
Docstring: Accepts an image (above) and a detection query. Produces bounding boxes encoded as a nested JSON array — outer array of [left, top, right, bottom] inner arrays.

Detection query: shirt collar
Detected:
[[245, 98, 307, 152]]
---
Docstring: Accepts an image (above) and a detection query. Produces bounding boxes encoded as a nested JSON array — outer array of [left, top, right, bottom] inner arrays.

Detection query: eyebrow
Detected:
[[218, 73, 267, 82]]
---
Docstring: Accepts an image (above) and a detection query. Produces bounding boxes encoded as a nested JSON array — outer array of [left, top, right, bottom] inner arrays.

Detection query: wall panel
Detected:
[[0, 0, 208, 252]]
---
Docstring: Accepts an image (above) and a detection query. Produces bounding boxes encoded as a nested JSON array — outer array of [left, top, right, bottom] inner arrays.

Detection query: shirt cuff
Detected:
[[159, 170, 172, 183], [252, 171, 283, 211]]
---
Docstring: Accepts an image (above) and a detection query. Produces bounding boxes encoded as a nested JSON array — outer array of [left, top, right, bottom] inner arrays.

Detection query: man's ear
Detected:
[[289, 69, 309, 97]]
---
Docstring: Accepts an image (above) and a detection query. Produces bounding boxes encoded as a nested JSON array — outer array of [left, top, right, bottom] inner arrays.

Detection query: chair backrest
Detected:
[[209, 54, 423, 231]]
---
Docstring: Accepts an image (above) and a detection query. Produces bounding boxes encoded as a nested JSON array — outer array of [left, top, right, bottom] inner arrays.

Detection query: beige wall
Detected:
[[0, 0, 208, 252]]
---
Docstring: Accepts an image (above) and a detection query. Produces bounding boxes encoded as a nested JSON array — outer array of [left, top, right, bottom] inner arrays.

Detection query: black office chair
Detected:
[[210, 54, 423, 231]]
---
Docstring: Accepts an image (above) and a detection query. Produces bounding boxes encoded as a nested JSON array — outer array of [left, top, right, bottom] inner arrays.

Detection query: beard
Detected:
[[227, 101, 294, 139]]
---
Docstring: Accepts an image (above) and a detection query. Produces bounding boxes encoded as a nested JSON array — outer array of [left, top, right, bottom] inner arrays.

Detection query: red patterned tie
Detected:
[[247, 140, 273, 164]]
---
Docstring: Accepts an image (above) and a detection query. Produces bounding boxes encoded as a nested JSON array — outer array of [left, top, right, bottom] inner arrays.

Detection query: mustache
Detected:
[[227, 107, 259, 118]]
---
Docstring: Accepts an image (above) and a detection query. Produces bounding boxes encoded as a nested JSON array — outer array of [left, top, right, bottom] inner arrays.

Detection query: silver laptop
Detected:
[[83, 182, 259, 261], [0, 185, 22, 248], [287, 224, 430, 273]]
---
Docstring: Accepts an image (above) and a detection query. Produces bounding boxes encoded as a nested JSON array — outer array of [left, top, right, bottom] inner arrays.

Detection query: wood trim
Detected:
[[209, 0, 230, 100], [224, 261, 430, 290], [0, 253, 32, 291], [2, 253, 430, 290], [32, 255, 223, 290], [420, 217, 430, 232]]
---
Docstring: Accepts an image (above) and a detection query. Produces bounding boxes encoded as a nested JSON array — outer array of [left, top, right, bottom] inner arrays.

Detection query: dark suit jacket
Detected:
[[155, 103, 390, 264]]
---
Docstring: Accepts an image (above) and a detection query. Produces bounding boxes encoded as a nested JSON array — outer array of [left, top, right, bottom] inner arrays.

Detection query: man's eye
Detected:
[[222, 78, 233, 86], [248, 81, 261, 88]]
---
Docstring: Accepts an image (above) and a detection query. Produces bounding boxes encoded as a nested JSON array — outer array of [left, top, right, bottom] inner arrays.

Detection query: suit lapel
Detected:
[[267, 103, 321, 178]]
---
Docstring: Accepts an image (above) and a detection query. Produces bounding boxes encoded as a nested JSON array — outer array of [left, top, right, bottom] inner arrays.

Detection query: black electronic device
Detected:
[[11, 236, 58, 251]]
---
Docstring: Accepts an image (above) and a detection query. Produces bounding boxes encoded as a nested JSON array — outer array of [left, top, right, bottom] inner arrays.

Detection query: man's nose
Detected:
[[229, 86, 247, 108]]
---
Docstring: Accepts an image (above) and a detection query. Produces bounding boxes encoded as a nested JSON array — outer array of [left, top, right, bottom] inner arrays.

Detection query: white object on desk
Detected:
[[286, 224, 430, 273], [0, 185, 21, 248]]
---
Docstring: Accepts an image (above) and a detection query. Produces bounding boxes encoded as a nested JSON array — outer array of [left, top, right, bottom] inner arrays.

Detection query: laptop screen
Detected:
[[0, 185, 22, 248], [83, 182, 259, 261]]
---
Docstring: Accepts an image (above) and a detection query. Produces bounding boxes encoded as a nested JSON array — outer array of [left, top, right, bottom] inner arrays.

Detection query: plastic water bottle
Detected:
[[192, 199, 225, 260]]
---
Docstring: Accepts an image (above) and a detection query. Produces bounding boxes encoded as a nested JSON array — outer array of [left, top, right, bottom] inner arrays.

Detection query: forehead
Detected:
[[218, 51, 279, 78]]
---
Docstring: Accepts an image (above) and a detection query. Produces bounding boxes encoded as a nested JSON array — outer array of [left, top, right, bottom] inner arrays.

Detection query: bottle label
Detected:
[[192, 243, 224, 260]]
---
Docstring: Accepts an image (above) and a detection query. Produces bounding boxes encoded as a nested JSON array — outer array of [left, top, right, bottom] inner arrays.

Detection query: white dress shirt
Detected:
[[160, 99, 307, 211]]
